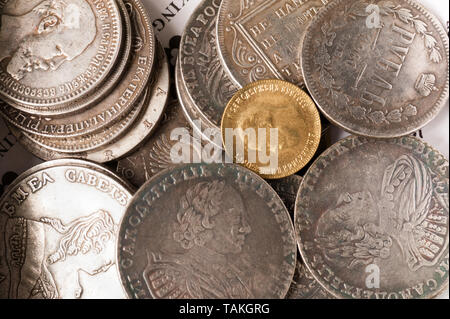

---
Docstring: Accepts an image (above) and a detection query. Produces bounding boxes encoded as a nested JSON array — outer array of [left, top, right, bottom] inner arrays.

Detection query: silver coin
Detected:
[[179, 0, 238, 129], [0, 0, 156, 138], [302, 0, 449, 138], [116, 100, 205, 188], [7, 46, 170, 163], [176, 57, 223, 150], [0, 159, 133, 299], [295, 135, 449, 299], [268, 174, 303, 217], [20, 42, 167, 154], [0, 0, 134, 136], [118, 163, 297, 299], [0, 0, 123, 115], [216, 0, 332, 88]]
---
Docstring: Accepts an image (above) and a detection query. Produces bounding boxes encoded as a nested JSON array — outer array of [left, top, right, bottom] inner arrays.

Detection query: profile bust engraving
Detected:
[[1, 210, 117, 299], [0, 0, 96, 81], [143, 180, 254, 299]]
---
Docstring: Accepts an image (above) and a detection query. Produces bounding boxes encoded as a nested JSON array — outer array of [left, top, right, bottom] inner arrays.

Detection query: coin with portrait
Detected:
[[118, 163, 296, 299], [0, 0, 123, 114], [0, 159, 133, 299]]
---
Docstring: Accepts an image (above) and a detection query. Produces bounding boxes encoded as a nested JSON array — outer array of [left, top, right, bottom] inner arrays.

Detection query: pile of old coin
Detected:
[[0, 0, 449, 300], [0, 0, 169, 163]]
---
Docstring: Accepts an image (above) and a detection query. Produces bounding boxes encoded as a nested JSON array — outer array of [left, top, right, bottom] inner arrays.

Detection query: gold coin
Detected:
[[221, 79, 321, 179]]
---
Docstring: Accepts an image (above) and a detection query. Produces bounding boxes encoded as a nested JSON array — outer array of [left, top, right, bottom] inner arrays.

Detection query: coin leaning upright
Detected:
[[221, 79, 321, 179], [216, 0, 332, 88], [0, 0, 123, 115], [0, 159, 133, 299], [301, 0, 449, 138], [118, 163, 297, 299], [295, 135, 449, 299], [179, 0, 238, 130]]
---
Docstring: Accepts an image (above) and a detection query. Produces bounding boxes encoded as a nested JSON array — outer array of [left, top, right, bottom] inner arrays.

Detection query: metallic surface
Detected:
[[0, 159, 133, 299], [176, 57, 223, 150], [118, 163, 297, 299], [116, 100, 203, 188], [0, 0, 155, 138], [179, 0, 238, 129], [0, 0, 133, 136], [302, 0, 449, 138], [295, 135, 449, 299], [0, 0, 123, 115], [221, 79, 322, 179], [216, 0, 331, 88], [6, 46, 169, 163]]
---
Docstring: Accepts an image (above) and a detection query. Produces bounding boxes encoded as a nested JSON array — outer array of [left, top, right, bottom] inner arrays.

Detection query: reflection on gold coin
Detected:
[[221, 79, 321, 179]]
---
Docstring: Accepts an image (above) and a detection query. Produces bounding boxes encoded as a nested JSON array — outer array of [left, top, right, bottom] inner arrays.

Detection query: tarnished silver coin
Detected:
[[0, 0, 123, 115], [176, 58, 223, 150], [116, 100, 204, 188], [179, 0, 238, 129], [268, 175, 303, 218], [295, 135, 449, 299], [118, 163, 297, 299], [268, 175, 334, 299], [302, 0, 449, 138], [0, 159, 133, 299], [0, 0, 155, 138], [287, 259, 335, 299], [216, 0, 331, 88], [7, 45, 169, 163], [0, 0, 133, 136]]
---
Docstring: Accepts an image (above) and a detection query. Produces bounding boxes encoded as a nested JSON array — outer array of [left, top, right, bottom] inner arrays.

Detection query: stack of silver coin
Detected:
[[0, 0, 169, 164]]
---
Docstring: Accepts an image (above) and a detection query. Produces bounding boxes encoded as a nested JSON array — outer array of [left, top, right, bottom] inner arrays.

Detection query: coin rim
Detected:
[[301, 0, 450, 138], [294, 134, 450, 299]]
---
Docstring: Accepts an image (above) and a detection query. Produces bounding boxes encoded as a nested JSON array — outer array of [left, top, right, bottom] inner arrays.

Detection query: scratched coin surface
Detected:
[[302, 0, 449, 138], [0, 159, 133, 299], [295, 135, 449, 299], [176, 58, 223, 150], [116, 100, 204, 188], [0, 0, 123, 115], [7, 45, 169, 163], [179, 0, 238, 129], [221, 79, 321, 179], [0, 0, 133, 136], [118, 163, 296, 299], [0, 0, 155, 138], [216, 0, 331, 88]]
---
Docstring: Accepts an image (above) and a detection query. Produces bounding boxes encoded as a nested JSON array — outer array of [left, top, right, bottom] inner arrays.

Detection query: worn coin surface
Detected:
[[0, 0, 155, 138], [268, 174, 302, 218], [7, 45, 169, 163], [118, 163, 297, 299], [302, 0, 449, 138], [176, 58, 223, 150], [287, 259, 335, 299], [116, 100, 205, 188], [295, 135, 449, 299], [0, 159, 133, 299], [0, 0, 123, 115], [216, 0, 331, 88], [179, 0, 238, 129], [221, 79, 321, 179], [0, 0, 133, 136]]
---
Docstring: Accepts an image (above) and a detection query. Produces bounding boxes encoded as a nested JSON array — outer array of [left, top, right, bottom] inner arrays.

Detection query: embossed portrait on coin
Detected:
[[143, 181, 254, 299], [1, 210, 117, 299], [316, 155, 448, 272], [0, 0, 96, 80]]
